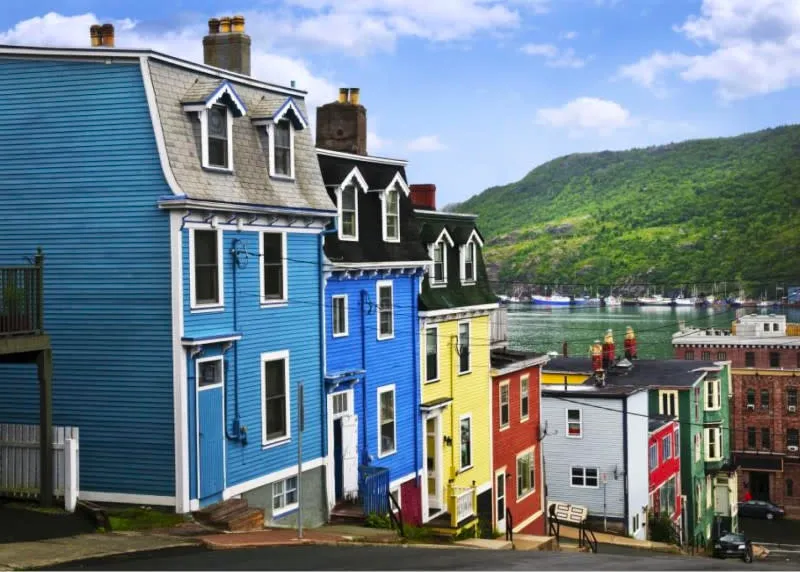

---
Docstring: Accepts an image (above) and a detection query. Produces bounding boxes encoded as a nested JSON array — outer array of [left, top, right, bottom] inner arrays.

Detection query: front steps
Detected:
[[195, 498, 265, 532], [329, 501, 366, 525]]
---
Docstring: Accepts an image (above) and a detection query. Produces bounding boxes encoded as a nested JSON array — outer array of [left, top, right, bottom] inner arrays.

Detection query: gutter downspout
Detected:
[[450, 335, 457, 475], [622, 396, 630, 535], [226, 238, 243, 442], [411, 272, 420, 491], [361, 289, 369, 465]]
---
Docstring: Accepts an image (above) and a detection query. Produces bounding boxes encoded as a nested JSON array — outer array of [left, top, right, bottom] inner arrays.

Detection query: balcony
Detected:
[[0, 251, 50, 356]]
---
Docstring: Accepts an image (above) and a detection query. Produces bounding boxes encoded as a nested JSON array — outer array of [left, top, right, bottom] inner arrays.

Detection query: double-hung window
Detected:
[[747, 427, 757, 449], [659, 390, 678, 417], [425, 327, 439, 381], [377, 282, 394, 339], [332, 295, 348, 337], [762, 427, 771, 449], [460, 415, 472, 470], [499, 381, 510, 429], [520, 375, 530, 421], [704, 426, 722, 461], [516, 448, 536, 498], [566, 408, 582, 437], [260, 232, 286, 304], [262, 352, 290, 445], [745, 352, 755, 367], [272, 476, 298, 514], [192, 229, 222, 308], [207, 105, 229, 169], [339, 185, 358, 240], [788, 428, 800, 449], [571, 466, 598, 488], [770, 352, 781, 368], [378, 386, 396, 457], [705, 378, 721, 411], [649, 444, 658, 470], [788, 388, 798, 410], [662, 435, 672, 461], [761, 389, 770, 410], [384, 188, 400, 241], [458, 321, 470, 374], [273, 120, 292, 177], [463, 241, 476, 283], [432, 241, 446, 284]]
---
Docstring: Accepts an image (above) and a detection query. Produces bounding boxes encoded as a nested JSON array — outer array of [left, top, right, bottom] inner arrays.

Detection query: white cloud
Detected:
[[407, 135, 447, 152], [559, 30, 578, 40], [536, 97, 632, 136], [0, 12, 339, 111], [521, 43, 586, 68], [619, 0, 800, 100], [368, 131, 392, 153]]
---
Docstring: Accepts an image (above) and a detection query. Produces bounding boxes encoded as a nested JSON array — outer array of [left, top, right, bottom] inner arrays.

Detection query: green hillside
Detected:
[[456, 125, 800, 293]]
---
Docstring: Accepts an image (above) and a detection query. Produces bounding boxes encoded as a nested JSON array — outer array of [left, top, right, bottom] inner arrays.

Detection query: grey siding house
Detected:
[[542, 386, 650, 539]]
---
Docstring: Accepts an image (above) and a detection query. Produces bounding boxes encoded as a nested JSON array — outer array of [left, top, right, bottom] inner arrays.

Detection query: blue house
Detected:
[[0, 18, 336, 524], [314, 89, 430, 521]]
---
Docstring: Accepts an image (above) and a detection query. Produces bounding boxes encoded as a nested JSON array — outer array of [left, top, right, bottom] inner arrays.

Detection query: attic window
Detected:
[[273, 120, 292, 177], [340, 184, 358, 240], [383, 187, 400, 242], [253, 97, 308, 181], [433, 241, 446, 285], [207, 105, 229, 169], [463, 241, 476, 283]]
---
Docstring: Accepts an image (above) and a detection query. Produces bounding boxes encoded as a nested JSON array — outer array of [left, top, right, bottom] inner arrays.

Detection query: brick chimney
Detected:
[[316, 88, 367, 155], [89, 23, 114, 47], [203, 15, 251, 75], [409, 184, 436, 210]]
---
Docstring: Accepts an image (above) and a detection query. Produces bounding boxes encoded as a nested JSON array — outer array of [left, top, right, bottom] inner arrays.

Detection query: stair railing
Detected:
[[505, 507, 514, 542], [387, 491, 405, 538], [579, 522, 598, 553]]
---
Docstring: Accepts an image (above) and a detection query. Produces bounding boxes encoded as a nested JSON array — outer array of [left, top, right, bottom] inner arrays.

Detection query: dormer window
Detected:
[[433, 242, 446, 283], [384, 187, 400, 242], [273, 120, 292, 177], [464, 242, 476, 282], [340, 184, 358, 239], [207, 105, 230, 169], [459, 229, 484, 285]]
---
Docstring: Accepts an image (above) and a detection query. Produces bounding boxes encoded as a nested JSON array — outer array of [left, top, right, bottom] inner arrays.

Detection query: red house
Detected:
[[648, 416, 682, 523], [490, 348, 549, 536]]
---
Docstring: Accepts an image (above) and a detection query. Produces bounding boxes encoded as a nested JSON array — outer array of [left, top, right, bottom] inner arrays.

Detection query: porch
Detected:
[[425, 483, 479, 537], [0, 250, 54, 506]]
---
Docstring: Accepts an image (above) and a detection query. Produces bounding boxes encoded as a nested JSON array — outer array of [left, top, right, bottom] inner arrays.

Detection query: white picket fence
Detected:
[[0, 423, 80, 511]]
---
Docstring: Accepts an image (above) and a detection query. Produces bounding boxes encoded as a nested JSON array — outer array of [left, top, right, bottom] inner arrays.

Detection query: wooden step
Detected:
[[227, 508, 265, 532], [330, 503, 365, 525], [196, 498, 247, 524]]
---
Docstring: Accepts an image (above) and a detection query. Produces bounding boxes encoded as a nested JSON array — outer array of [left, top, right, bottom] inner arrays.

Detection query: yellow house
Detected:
[[415, 208, 498, 534]]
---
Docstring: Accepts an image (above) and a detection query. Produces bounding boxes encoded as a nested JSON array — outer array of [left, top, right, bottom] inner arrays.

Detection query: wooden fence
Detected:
[[0, 423, 79, 511], [359, 465, 390, 516]]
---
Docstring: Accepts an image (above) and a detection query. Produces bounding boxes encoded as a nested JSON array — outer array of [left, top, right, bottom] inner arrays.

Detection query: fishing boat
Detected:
[[638, 294, 674, 306], [603, 295, 622, 307], [531, 293, 572, 306], [674, 294, 696, 307]]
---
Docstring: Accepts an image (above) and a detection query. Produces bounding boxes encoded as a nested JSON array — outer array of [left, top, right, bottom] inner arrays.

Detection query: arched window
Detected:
[[787, 479, 794, 497]]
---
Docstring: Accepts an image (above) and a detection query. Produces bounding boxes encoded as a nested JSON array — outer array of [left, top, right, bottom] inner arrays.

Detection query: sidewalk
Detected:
[[0, 531, 198, 571], [198, 524, 401, 550], [556, 525, 682, 554]]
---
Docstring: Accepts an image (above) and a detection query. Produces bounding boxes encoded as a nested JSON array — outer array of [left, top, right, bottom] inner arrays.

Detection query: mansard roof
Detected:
[[318, 154, 406, 191], [180, 79, 247, 117]]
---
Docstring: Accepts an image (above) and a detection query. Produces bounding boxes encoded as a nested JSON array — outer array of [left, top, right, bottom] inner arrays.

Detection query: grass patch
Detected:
[[106, 507, 185, 531]]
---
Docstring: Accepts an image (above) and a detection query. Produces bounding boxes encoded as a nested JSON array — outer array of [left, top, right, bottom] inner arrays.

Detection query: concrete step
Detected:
[[329, 503, 366, 525], [557, 538, 590, 553], [456, 538, 512, 550], [513, 534, 557, 551]]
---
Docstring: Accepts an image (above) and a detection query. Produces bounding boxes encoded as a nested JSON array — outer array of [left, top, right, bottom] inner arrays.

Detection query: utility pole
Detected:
[[297, 382, 304, 539]]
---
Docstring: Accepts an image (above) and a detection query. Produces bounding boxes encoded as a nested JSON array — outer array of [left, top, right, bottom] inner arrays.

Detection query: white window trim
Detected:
[[459, 413, 473, 472], [649, 443, 658, 470], [267, 119, 296, 180], [565, 407, 583, 439], [520, 374, 530, 422], [261, 350, 292, 448], [499, 380, 510, 431], [381, 186, 401, 243], [424, 325, 440, 383], [196, 105, 235, 172], [335, 168, 368, 242], [196, 355, 224, 391], [377, 384, 397, 458], [516, 446, 536, 501], [659, 390, 679, 417], [457, 319, 471, 375], [704, 378, 722, 411], [662, 435, 672, 461], [376, 280, 395, 341], [569, 465, 600, 489], [429, 228, 454, 288], [272, 475, 299, 517], [189, 227, 225, 312], [332, 294, 349, 338], [259, 231, 288, 307], [704, 426, 722, 461], [694, 433, 702, 463], [459, 240, 478, 285]]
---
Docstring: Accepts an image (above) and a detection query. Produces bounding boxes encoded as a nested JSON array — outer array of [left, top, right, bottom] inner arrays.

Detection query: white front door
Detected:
[[341, 414, 359, 499], [496, 469, 506, 534], [426, 415, 442, 511]]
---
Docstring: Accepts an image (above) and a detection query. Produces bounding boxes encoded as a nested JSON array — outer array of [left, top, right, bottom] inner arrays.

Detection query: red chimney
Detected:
[[409, 184, 436, 210]]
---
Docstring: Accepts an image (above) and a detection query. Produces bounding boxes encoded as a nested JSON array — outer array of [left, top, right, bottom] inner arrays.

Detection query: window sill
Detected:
[[565, 434, 583, 439], [458, 369, 472, 376], [272, 503, 299, 518], [378, 449, 397, 459], [520, 416, 530, 423], [260, 299, 288, 309], [339, 235, 359, 242], [461, 280, 477, 286], [517, 489, 536, 503], [332, 332, 349, 338], [191, 304, 225, 314], [457, 465, 473, 475], [262, 437, 291, 450], [270, 174, 296, 182], [202, 165, 234, 174], [499, 424, 510, 432], [430, 282, 448, 289], [384, 237, 401, 244], [377, 335, 395, 342], [424, 378, 440, 384]]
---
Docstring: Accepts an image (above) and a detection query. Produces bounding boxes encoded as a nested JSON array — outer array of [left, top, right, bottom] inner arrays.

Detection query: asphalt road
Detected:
[[48, 544, 799, 571], [739, 516, 800, 566]]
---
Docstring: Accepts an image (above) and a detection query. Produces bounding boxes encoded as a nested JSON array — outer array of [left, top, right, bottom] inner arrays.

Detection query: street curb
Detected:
[[199, 536, 464, 551]]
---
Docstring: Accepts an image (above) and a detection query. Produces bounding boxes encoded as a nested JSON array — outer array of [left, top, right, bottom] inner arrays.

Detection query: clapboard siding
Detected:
[[0, 59, 175, 496], [183, 230, 324, 496], [325, 273, 421, 480]]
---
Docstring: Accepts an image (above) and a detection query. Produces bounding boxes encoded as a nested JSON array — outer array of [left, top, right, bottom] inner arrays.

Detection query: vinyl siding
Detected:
[[421, 315, 492, 493], [183, 229, 325, 498], [0, 59, 175, 496], [625, 391, 650, 539], [325, 273, 421, 480]]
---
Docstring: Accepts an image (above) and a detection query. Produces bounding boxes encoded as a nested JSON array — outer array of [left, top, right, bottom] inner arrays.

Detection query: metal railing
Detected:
[[505, 507, 513, 542], [0, 250, 44, 337], [388, 490, 405, 537], [580, 524, 598, 553]]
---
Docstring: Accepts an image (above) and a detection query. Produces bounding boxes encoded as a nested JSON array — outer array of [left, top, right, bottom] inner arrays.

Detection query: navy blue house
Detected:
[[0, 20, 336, 523], [315, 89, 430, 521]]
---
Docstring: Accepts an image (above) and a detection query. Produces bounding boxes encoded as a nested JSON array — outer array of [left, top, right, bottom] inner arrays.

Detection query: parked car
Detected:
[[738, 499, 785, 520], [713, 532, 753, 563]]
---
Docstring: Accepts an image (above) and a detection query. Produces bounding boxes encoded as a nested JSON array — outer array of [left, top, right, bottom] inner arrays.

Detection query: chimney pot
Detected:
[[316, 89, 368, 154], [100, 23, 115, 48], [338, 88, 348, 103], [349, 87, 360, 106], [208, 18, 220, 34], [219, 16, 232, 33], [409, 184, 437, 210], [90, 25, 102, 47], [231, 15, 245, 33]]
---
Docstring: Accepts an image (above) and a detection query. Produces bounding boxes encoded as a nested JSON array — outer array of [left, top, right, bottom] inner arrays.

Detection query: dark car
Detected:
[[738, 499, 785, 520], [714, 532, 753, 563]]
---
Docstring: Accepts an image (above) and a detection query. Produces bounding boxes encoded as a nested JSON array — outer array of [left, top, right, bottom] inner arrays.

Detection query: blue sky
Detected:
[[2, 0, 799, 206]]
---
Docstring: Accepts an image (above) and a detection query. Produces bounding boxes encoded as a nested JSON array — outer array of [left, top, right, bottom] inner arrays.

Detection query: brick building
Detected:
[[673, 313, 800, 516]]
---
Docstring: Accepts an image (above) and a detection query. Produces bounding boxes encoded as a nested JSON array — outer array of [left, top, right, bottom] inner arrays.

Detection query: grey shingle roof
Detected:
[[180, 79, 223, 104], [148, 59, 334, 213], [543, 357, 717, 388]]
